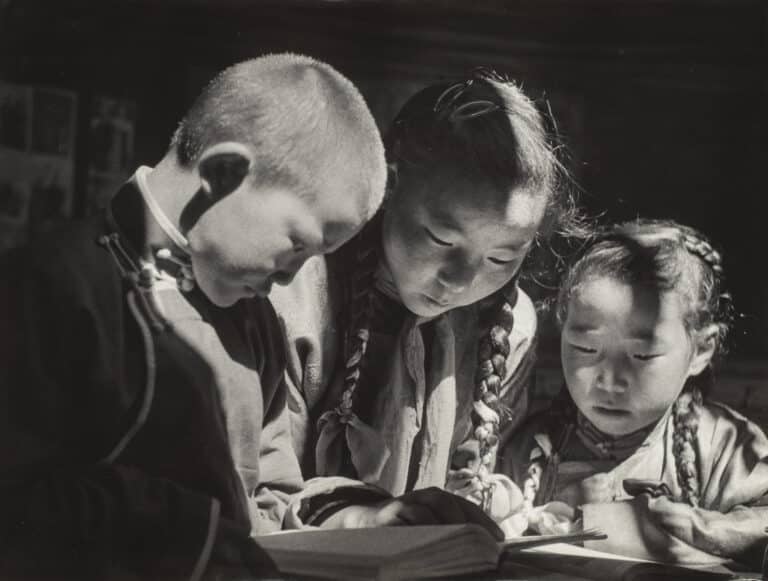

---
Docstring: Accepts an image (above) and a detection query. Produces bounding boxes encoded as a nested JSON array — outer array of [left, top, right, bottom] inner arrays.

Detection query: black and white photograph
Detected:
[[0, 1, 766, 580]]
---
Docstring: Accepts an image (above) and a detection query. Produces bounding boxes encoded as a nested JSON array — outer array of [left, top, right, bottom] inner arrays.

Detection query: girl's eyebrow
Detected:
[[628, 330, 662, 342], [566, 323, 599, 334], [428, 209, 463, 232], [428, 209, 532, 252], [496, 240, 531, 253]]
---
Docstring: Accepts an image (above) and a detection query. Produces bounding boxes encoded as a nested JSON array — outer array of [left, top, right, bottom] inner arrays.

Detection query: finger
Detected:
[[452, 478, 485, 496], [449, 468, 477, 480], [446, 480, 482, 499], [642, 496, 698, 545], [646, 495, 690, 521], [445, 476, 475, 489], [401, 488, 505, 540], [409, 488, 468, 524], [394, 502, 443, 526]]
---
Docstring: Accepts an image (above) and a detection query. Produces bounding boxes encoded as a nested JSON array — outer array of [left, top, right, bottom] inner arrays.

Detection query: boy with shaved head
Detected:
[[0, 53, 386, 580]]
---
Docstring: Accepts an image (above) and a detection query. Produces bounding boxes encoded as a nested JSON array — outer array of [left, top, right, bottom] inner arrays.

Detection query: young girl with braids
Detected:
[[496, 219, 768, 564], [272, 71, 580, 531]]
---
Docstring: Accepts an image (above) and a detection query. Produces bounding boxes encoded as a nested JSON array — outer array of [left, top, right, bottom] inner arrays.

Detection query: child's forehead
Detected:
[[404, 175, 545, 226], [567, 276, 687, 335]]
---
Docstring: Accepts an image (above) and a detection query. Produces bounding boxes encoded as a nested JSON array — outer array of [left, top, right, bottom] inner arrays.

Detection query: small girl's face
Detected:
[[561, 276, 712, 436], [381, 174, 545, 317]]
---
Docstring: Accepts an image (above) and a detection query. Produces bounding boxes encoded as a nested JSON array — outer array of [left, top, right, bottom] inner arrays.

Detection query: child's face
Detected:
[[189, 178, 363, 307], [381, 174, 544, 317], [561, 276, 702, 436]]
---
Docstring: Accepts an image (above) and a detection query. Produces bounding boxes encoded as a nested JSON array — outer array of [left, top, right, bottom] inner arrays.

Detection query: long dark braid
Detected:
[[672, 385, 704, 506], [473, 282, 519, 508], [334, 214, 382, 427], [556, 219, 733, 507], [672, 228, 728, 506]]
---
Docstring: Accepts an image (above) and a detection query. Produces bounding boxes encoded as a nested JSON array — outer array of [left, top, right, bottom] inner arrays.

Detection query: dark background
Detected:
[[1, 0, 766, 386]]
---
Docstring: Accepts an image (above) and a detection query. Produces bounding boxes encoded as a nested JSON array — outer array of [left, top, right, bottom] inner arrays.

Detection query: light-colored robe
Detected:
[[270, 254, 538, 498], [501, 401, 768, 511]]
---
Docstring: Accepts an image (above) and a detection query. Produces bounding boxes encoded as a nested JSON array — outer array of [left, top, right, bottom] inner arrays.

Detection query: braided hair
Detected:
[[333, 213, 381, 425], [549, 218, 733, 507], [331, 72, 579, 504]]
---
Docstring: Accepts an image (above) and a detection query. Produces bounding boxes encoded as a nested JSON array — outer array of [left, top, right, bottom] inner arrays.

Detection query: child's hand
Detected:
[[446, 468, 525, 523], [527, 501, 578, 535], [332, 487, 505, 540], [557, 472, 616, 506], [637, 494, 767, 562], [445, 467, 485, 504]]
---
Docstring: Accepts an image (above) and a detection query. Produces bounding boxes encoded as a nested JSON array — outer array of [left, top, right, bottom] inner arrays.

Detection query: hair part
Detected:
[[387, 71, 589, 287], [556, 219, 732, 357], [170, 53, 386, 219]]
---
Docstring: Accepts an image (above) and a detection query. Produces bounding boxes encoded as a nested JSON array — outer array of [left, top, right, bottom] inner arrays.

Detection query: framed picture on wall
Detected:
[[86, 95, 136, 214], [31, 87, 76, 157], [0, 81, 77, 251], [0, 82, 30, 151]]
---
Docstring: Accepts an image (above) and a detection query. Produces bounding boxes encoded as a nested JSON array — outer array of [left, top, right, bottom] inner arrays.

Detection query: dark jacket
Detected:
[[0, 180, 301, 580]]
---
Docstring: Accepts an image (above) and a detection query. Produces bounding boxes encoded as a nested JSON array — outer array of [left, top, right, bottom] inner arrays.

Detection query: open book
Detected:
[[508, 542, 749, 581], [255, 525, 605, 581]]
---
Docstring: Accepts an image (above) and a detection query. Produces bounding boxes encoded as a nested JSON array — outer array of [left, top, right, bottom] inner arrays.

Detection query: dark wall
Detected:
[[2, 0, 766, 357]]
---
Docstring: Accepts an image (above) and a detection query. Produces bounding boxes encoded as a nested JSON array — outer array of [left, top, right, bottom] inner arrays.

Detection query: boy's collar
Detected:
[[106, 171, 195, 293], [134, 166, 190, 254]]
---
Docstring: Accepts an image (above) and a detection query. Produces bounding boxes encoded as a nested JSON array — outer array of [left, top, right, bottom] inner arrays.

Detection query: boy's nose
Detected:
[[271, 270, 297, 287], [272, 255, 306, 286], [276, 247, 310, 279]]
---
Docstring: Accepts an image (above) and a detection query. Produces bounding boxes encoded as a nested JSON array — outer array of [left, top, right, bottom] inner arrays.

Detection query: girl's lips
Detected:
[[593, 406, 630, 416], [423, 294, 449, 307]]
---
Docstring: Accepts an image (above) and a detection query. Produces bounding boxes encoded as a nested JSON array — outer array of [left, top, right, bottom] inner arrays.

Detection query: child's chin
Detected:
[[587, 410, 638, 436], [402, 295, 448, 318]]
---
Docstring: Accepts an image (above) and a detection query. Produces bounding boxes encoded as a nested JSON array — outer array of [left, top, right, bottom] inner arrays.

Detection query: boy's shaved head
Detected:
[[171, 53, 385, 219]]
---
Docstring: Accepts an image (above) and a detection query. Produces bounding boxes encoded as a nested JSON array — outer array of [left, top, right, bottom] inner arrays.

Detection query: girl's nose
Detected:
[[594, 361, 629, 393], [436, 257, 477, 293]]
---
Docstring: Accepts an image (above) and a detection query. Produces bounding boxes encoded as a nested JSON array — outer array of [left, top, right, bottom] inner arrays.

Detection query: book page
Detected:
[[501, 528, 607, 552], [582, 499, 730, 566], [512, 543, 738, 581], [255, 524, 499, 580]]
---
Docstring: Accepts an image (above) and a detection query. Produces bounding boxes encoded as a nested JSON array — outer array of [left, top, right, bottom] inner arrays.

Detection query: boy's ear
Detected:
[[197, 142, 254, 199], [688, 324, 719, 377], [384, 162, 399, 204]]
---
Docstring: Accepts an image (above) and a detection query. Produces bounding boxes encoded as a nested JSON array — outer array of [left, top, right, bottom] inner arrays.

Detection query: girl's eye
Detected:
[[488, 256, 516, 266], [634, 353, 661, 361], [424, 227, 452, 247], [571, 344, 597, 354]]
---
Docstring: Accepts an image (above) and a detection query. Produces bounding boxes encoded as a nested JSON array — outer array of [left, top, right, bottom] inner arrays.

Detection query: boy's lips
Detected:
[[244, 281, 272, 298]]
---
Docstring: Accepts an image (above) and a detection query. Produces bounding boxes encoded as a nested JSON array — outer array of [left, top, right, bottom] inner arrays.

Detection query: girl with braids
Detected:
[[273, 71, 579, 531], [496, 219, 768, 564]]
